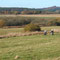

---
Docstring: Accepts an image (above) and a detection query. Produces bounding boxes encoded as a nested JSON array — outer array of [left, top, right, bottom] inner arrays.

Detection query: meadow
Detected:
[[0, 26, 60, 60], [1, 14, 60, 17], [0, 26, 60, 35]]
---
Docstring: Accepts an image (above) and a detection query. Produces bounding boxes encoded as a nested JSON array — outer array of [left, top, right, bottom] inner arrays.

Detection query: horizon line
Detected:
[[0, 5, 60, 9]]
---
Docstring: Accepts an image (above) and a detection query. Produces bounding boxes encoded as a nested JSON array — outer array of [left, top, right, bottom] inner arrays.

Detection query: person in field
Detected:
[[44, 30, 47, 35], [50, 29, 54, 35]]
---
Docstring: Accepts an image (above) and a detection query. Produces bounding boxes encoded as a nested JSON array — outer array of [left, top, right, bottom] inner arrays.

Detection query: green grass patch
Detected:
[[0, 28, 23, 35], [0, 26, 60, 60], [0, 33, 60, 60]]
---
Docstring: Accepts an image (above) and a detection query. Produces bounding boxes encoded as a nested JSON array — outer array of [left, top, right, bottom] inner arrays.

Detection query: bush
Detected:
[[24, 24, 41, 32], [0, 20, 5, 28]]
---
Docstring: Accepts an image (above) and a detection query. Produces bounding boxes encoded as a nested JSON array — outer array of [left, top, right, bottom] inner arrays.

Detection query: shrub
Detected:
[[0, 20, 5, 28], [24, 24, 41, 32]]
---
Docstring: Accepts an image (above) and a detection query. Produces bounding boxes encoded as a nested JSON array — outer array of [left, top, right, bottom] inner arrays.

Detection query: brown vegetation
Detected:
[[0, 15, 60, 27], [0, 32, 43, 38], [0, 20, 5, 28]]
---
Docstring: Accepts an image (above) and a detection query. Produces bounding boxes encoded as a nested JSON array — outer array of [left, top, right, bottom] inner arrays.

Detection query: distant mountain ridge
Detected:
[[41, 6, 60, 11]]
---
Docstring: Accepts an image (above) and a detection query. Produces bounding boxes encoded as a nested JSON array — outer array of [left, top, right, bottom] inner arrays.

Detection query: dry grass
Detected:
[[19, 14, 60, 17], [0, 32, 44, 38], [0, 30, 59, 38], [1, 14, 60, 17], [54, 29, 60, 32]]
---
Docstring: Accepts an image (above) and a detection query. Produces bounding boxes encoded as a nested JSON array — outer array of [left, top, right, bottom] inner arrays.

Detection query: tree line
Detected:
[[0, 10, 42, 14], [0, 10, 60, 14]]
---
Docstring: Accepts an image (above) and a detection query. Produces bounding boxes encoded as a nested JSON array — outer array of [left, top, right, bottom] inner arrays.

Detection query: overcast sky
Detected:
[[0, 0, 60, 8]]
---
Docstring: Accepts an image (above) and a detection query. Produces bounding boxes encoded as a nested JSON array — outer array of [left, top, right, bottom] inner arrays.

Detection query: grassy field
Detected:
[[0, 26, 60, 60], [0, 28, 23, 35], [0, 33, 60, 60], [0, 26, 60, 35], [1, 14, 60, 17]]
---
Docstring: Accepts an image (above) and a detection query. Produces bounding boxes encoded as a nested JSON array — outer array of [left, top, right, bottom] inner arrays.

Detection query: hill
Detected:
[[41, 6, 60, 12]]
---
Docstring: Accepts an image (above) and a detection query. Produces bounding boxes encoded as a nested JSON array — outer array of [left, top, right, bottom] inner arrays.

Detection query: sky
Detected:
[[0, 0, 60, 8]]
